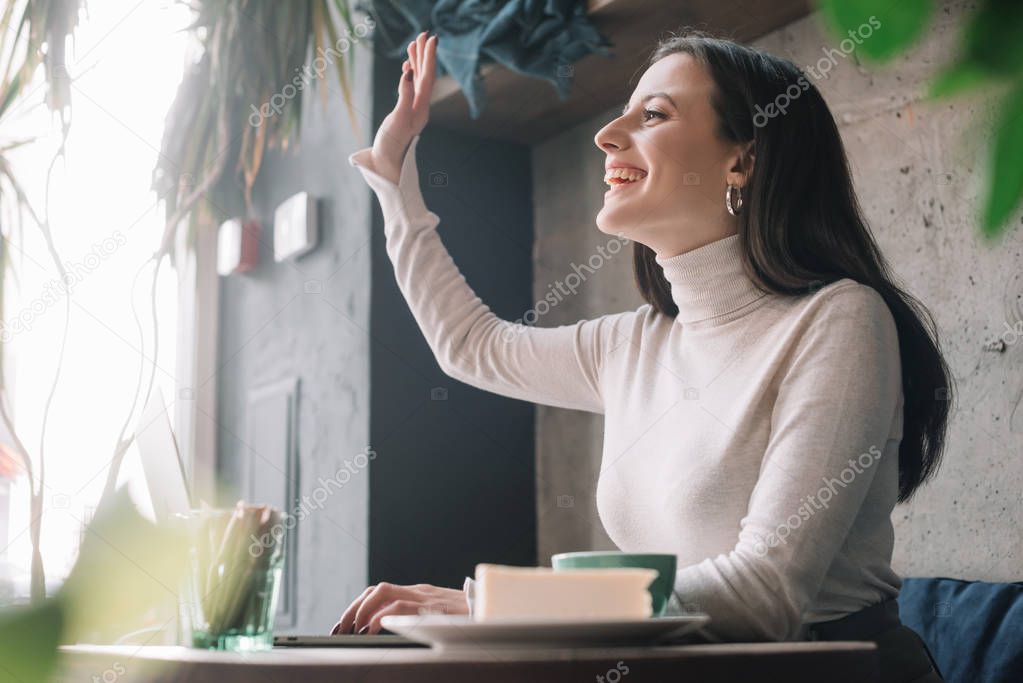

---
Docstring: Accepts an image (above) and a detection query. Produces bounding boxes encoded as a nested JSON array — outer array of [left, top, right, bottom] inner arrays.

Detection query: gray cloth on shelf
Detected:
[[356, 0, 614, 119]]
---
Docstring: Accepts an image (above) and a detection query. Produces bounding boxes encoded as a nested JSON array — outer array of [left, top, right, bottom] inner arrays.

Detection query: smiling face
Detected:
[[593, 52, 752, 257]]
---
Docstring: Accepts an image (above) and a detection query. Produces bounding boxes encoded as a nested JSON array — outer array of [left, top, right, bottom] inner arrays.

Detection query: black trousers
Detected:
[[804, 597, 945, 683]]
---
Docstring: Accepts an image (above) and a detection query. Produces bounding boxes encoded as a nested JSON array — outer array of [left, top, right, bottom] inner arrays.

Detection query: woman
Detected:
[[336, 28, 950, 683]]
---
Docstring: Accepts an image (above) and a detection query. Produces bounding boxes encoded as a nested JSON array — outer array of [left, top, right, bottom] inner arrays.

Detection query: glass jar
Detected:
[[174, 505, 286, 652]]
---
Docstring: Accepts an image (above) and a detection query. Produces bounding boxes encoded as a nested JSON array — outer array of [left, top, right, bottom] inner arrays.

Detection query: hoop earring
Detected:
[[726, 184, 743, 216]]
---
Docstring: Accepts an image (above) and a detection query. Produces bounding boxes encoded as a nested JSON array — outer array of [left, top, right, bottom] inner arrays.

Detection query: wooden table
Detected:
[[59, 641, 879, 682]]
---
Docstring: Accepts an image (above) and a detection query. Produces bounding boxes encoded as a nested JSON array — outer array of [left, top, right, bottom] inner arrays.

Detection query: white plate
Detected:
[[379, 614, 710, 651]]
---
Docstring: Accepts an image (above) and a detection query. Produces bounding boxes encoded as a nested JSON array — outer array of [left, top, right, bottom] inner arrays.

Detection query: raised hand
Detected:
[[370, 30, 438, 185]]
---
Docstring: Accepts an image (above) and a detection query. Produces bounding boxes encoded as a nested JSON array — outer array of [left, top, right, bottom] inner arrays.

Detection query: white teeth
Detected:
[[605, 168, 647, 184]]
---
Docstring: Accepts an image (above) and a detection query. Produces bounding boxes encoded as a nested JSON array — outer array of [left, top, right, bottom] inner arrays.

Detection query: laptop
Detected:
[[136, 387, 192, 520], [273, 633, 423, 647], [136, 388, 422, 648]]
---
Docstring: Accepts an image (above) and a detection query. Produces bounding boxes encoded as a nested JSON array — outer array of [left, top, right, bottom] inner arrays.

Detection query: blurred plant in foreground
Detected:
[[0, 489, 188, 682]]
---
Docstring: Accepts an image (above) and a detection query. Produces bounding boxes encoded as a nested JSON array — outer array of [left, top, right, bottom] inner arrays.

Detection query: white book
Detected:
[[474, 563, 656, 622]]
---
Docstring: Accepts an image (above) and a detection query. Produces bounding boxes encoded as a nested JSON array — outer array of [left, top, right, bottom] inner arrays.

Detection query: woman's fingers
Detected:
[[411, 33, 436, 112], [352, 582, 409, 635], [332, 583, 468, 636], [422, 35, 437, 95], [332, 584, 375, 634], [365, 600, 421, 635], [414, 30, 426, 71], [409, 30, 427, 76], [407, 36, 417, 72], [396, 59, 413, 107]]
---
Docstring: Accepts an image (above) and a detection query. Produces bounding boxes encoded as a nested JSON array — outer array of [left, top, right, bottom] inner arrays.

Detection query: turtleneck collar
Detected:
[[654, 233, 768, 324]]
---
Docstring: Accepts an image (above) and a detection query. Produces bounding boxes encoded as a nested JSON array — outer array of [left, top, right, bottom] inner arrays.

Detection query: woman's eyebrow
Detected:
[[622, 91, 678, 115]]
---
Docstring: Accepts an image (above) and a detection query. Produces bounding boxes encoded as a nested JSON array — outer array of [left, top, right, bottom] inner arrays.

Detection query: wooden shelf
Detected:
[[429, 0, 813, 144]]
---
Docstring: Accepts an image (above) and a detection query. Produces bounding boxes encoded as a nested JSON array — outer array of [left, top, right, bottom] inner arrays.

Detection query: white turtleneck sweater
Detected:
[[347, 134, 905, 643]]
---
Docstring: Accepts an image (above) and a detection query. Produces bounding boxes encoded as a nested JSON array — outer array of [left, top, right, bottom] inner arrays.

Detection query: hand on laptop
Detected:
[[331, 582, 469, 635]]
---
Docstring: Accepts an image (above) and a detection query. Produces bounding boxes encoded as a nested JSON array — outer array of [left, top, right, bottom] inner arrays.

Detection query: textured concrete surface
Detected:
[[532, 0, 1022, 580], [215, 37, 376, 633]]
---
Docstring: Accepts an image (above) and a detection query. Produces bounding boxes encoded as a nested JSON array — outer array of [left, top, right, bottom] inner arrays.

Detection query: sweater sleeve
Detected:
[[347, 134, 620, 414], [670, 283, 903, 642]]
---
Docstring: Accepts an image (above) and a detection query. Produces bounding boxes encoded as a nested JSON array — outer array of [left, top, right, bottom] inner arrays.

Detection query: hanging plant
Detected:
[[152, 0, 367, 258], [95, 1, 370, 544]]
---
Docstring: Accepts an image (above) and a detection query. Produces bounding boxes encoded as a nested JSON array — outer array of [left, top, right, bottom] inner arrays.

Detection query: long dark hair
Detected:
[[634, 30, 953, 504]]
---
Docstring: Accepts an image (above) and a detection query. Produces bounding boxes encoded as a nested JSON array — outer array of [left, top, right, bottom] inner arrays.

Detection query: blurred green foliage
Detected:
[[0, 490, 188, 682], [819, 0, 1023, 240]]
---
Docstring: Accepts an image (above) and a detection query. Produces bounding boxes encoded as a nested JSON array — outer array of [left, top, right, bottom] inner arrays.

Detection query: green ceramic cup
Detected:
[[550, 551, 677, 618]]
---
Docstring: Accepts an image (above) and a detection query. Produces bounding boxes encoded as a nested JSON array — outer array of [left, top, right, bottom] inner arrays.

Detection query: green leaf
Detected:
[[817, 0, 934, 62], [929, 60, 991, 99], [0, 596, 65, 683], [57, 489, 189, 644], [961, 0, 1023, 77], [982, 85, 1023, 239]]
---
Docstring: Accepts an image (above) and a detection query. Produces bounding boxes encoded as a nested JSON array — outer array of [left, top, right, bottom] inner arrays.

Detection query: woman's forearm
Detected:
[[348, 135, 621, 414]]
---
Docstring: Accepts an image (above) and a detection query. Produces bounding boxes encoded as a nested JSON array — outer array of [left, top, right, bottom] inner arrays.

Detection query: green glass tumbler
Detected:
[[176, 505, 286, 652]]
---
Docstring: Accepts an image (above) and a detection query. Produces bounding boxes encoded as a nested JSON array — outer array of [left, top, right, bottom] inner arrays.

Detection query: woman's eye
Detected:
[[642, 109, 665, 121]]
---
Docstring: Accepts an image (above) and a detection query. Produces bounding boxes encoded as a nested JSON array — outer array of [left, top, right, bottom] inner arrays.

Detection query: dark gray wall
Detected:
[[368, 128, 537, 589]]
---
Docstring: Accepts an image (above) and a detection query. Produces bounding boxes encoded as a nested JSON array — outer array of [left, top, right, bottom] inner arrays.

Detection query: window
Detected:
[[0, 0, 192, 600]]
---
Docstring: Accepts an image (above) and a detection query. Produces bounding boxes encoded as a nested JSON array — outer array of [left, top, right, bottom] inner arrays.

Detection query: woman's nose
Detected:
[[594, 116, 626, 153]]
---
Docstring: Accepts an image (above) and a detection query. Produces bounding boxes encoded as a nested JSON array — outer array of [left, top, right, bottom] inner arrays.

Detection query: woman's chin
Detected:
[[596, 213, 631, 240]]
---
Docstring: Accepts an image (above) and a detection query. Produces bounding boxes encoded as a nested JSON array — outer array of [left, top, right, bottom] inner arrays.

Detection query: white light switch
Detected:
[[273, 192, 318, 262]]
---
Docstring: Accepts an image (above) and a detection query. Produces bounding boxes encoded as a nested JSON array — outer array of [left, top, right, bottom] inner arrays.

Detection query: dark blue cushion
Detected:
[[896, 576, 1023, 683]]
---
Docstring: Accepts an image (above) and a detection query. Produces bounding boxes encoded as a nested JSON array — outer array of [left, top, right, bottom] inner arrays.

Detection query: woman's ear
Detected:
[[726, 141, 755, 188]]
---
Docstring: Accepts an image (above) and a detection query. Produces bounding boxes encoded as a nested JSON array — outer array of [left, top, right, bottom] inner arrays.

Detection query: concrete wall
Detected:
[[532, 0, 1023, 580], [215, 35, 376, 633]]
